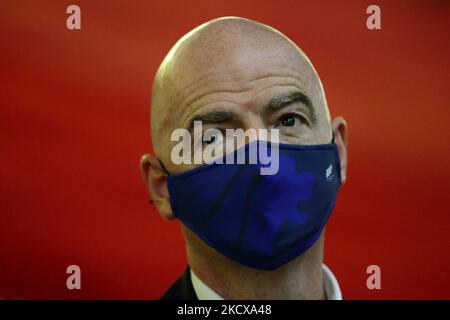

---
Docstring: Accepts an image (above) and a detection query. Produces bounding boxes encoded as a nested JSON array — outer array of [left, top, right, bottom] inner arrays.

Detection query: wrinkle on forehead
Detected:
[[150, 17, 328, 159], [178, 74, 310, 129]]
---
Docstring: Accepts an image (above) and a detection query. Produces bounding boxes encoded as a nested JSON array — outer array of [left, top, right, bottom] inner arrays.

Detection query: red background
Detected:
[[1, 1, 449, 299]]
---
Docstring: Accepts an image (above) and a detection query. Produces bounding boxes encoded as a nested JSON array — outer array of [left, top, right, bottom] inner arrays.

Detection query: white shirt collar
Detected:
[[322, 264, 342, 300], [190, 264, 342, 300]]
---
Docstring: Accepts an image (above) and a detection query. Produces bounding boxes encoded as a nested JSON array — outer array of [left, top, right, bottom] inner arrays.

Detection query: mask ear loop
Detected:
[[158, 158, 170, 175]]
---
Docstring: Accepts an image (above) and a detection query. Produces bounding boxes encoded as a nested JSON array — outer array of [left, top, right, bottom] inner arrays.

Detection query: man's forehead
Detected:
[[163, 41, 316, 120]]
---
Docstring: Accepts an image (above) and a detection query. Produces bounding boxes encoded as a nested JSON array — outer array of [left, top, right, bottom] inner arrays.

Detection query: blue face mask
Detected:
[[161, 137, 341, 271]]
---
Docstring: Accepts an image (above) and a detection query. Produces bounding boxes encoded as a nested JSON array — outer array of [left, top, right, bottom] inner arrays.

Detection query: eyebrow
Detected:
[[187, 111, 234, 132], [264, 91, 317, 123], [185, 91, 316, 131]]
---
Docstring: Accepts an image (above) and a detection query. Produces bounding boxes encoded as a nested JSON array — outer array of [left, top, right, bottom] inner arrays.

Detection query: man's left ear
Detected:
[[331, 116, 348, 185]]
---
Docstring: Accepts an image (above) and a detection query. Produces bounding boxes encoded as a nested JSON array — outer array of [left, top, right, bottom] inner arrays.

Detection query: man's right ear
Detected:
[[140, 154, 174, 220]]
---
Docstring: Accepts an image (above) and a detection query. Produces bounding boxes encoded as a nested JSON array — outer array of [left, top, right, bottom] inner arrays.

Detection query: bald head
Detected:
[[142, 17, 348, 280], [151, 16, 331, 170]]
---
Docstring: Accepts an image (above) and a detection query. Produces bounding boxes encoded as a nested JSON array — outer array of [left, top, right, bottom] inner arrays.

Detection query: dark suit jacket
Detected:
[[160, 267, 198, 300]]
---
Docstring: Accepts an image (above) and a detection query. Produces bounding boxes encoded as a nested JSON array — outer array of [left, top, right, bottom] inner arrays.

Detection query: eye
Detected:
[[280, 114, 300, 127], [202, 129, 224, 146], [204, 135, 217, 145]]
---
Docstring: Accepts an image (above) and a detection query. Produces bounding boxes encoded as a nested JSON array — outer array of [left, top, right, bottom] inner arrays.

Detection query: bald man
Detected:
[[141, 16, 348, 300]]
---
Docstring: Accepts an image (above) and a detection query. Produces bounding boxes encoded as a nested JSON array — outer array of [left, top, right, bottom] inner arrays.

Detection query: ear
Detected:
[[140, 153, 174, 220], [331, 116, 348, 185]]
